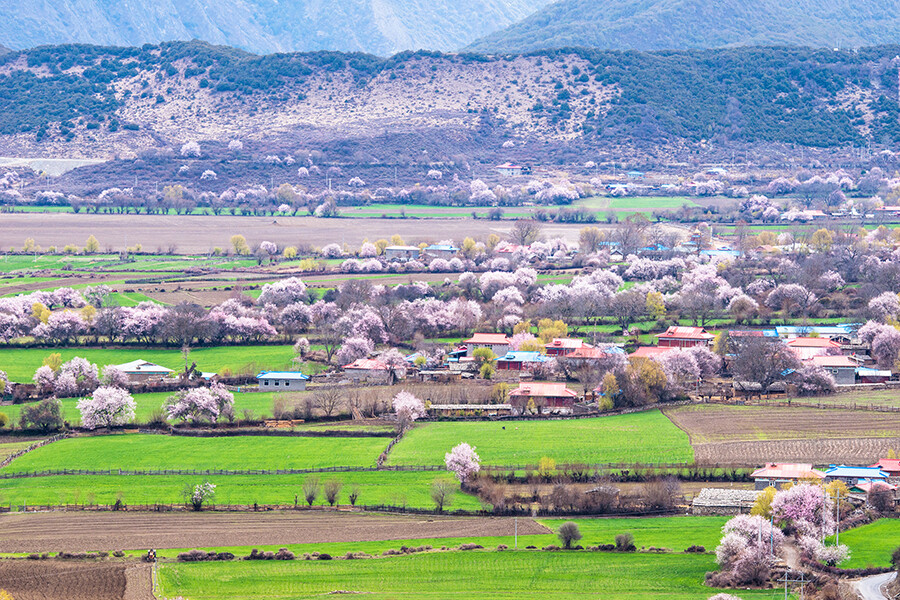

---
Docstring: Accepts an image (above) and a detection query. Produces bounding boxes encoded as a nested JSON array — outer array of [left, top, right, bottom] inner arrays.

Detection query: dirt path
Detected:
[[0, 511, 549, 552]]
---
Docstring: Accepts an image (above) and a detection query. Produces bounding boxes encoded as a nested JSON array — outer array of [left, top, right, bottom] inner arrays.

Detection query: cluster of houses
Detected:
[[631, 323, 893, 388], [693, 459, 900, 515]]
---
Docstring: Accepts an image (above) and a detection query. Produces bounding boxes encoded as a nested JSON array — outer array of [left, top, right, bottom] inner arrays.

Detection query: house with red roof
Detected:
[[342, 358, 392, 384], [786, 337, 841, 361], [463, 333, 510, 357], [545, 338, 593, 356], [655, 326, 715, 348], [751, 463, 826, 490], [870, 459, 900, 477], [509, 382, 579, 414], [630, 346, 676, 360]]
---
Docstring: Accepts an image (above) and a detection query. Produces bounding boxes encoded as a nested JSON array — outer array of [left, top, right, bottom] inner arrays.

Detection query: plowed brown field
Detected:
[[0, 511, 549, 553], [0, 560, 151, 600], [664, 404, 900, 465]]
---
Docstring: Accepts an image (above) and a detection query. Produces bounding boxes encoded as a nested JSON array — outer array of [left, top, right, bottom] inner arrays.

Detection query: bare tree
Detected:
[[508, 220, 543, 245], [314, 386, 343, 418], [302, 477, 320, 506], [430, 479, 455, 513], [324, 479, 342, 507]]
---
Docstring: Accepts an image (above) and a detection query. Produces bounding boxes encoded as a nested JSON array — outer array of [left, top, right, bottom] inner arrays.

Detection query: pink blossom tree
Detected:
[[165, 388, 221, 423], [58, 357, 99, 396], [336, 336, 374, 366], [871, 327, 900, 368], [258, 277, 307, 307], [868, 292, 900, 322], [100, 365, 130, 388], [445, 442, 480, 484], [393, 390, 426, 430], [771, 483, 834, 537], [77, 386, 136, 429]]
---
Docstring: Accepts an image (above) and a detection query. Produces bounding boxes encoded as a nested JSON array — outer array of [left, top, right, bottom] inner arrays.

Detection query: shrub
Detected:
[[274, 548, 295, 560], [685, 545, 706, 553], [112, 551, 125, 558], [557, 521, 583, 549], [0, 412, 8, 428], [542, 545, 561, 551], [458, 544, 483, 551], [497, 544, 508, 551], [892, 545, 900, 570], [615, 533, 636, 552], [318, 553, 332, 560]]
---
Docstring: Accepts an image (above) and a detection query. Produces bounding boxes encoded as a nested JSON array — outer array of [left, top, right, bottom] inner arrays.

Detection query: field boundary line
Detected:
[[0, 433, 68, 470]]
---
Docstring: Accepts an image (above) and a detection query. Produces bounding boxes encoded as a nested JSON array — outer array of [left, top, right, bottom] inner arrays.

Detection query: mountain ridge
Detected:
[[0, 0, 550, 56], [467, 0, 900, 53]]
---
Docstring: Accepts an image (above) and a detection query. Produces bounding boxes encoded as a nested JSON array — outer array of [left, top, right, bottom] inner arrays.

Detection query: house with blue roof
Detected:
[[256, 371, 310, 391], [495, 351, 549, 371], [775, 324, 860, 343], [824, 465, 889, 486], [424, 244, 459, 259]]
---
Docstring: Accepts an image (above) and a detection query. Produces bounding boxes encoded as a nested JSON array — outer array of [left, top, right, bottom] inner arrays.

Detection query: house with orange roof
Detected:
[[809, 355, 857, 385], [463, 333, 510, 357], [509, 382, 579, 414], [630, 346, 676, 360], [655, 326, 715, 348], [342, 358, 392, 384], [786, 337, 841, 361], [751, 463, 826, 490], [870, 459, 900, 477]]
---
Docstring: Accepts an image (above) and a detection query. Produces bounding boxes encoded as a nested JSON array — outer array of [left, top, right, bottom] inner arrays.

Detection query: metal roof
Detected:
[[257, 371, 310, 380]]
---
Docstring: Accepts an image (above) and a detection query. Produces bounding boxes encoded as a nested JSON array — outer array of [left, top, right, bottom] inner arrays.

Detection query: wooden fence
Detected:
[[0, 433, 68, 469]]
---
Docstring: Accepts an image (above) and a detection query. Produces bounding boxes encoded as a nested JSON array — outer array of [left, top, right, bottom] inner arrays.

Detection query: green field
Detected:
[[0, 470, 478, 511], [0, 439, 36, 461], [0, 434, 388, 473], [0, 390, 291, 425], [0, 345, 303, 382], [576, 196, 700, 211], [831, 519, 900, 568], [387, 410, 694, 466], [158, 551, 768, 600]]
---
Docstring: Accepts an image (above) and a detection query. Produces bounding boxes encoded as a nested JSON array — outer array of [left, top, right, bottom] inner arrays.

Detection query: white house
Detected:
[[256, 371, 310, 391], [113, 359, 174, 383]]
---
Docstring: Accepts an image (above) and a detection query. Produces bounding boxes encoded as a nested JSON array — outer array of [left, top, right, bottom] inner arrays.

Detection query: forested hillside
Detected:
[[467, 0, 900, 53], [0, 0, 549, 56], [1, 42, 900, 159]]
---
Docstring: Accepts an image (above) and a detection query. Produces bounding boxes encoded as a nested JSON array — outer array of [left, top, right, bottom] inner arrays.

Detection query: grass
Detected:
[[761, 389, 900, 408], [0, 434, 389, 473], [0, 470, 479, 511], [387, 410, 694, 466], [0, 345, 304, 382], [831, 519, 900, 568], [576, 196, 700, 211], [0, 439, 36, 461], [158, 551, 770, 600]]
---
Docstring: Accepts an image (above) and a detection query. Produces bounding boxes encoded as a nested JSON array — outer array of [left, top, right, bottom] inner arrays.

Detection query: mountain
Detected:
[[0, 43, 10, 55], [0, 0, 550, 56], [467, 0, 900, 53], [3, 41, 900, 163]]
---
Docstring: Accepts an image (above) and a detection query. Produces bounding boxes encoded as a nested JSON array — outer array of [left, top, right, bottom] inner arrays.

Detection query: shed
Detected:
[[113, 359, 175, 384], [256, 371, 310, 391], [343, 358, 392, 384]]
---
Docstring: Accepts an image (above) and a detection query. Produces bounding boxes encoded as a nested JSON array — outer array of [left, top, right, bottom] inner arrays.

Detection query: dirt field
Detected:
[[693, 438, 900, 465], [0, 512, 549, 553], [0, 560, 151, 600], [0, 213, 588, 253], [664, 404, 900, 443], [664, 404, 900, 465]]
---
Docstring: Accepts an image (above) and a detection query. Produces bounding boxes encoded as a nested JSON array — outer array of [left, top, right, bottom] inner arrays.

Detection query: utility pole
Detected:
[[782, 571, 807, 600], [515, 516, 518, 550]]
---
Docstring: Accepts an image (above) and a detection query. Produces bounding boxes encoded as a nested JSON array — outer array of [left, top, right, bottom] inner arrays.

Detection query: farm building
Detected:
[[630, 346, 675, 359], [849, 481, 898, 496], [655, 326, 715, 348], [691, 488, 761, 515], [824, 465, 890, 486], [808, 355, 857, 385], [113, 359, 174, 383], [496, 163, 524, 177], [870, 459, 900, 476], [856, 367, 892, 384], [545, 338, 593, 356], [750, 463, 826, 490], [423, 244, 458, 259], [463, 333, 510, 357], [256, 371, 310, 391], [509, 382, 578, 414], [495, 351, 550, 371], [775, 325, 858, 343], [342, 358, 392, 384], [786, 337, 842, 361], [561, 345, 626, 368], [383, 246, 420, 261]]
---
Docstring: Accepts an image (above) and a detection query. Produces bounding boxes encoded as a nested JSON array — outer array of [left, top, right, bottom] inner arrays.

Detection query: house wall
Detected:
[[260, 378, 308, 391], [345, 369, 390, 384], [658, 339, 704, 348], [465, 343, 509, 357], [825, 368, 856, 386]]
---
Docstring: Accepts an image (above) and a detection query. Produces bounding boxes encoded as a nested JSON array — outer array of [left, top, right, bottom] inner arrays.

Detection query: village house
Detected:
[[342, 358, 392, 384], [256, 371, 310, 391], [509, 382, 578, 414], [113, 359, 175, 384], [463, 333, 510, 357], [495, 163, 524, 177], [870, 459, 900, 477], [561, 345, 626, 369], [809, 355, 857, 385], [383, 246, 420, 262], [630, 346, 676, 359], [786, 337, 842, 361], [428, 403, 514, 417], [655, 326, 715, 348], [545, 338, 593, 356], [775, 325, 858, 344], [751, 463, 826, 490], [423, 244, 458, 259], [824, 465, 890, 486], [494, 351, 550, 371]]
